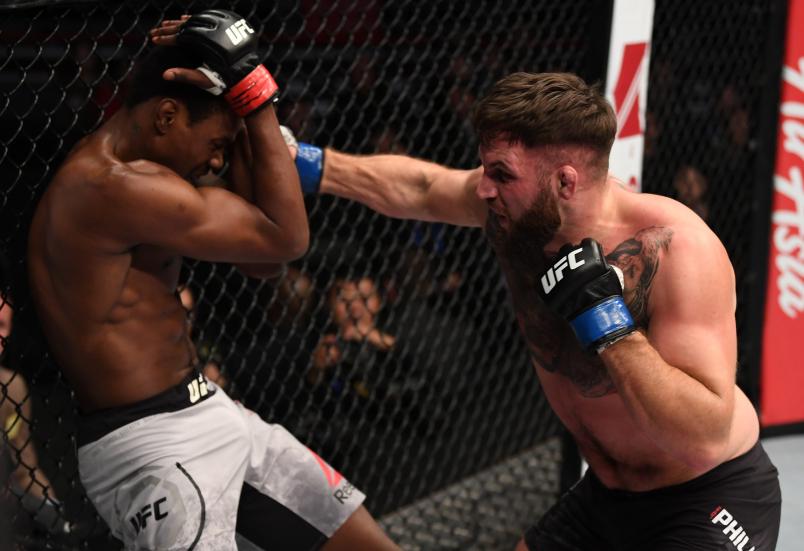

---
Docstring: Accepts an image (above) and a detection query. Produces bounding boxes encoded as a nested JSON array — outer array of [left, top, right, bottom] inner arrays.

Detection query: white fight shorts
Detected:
[[77, 370, 365, 550]]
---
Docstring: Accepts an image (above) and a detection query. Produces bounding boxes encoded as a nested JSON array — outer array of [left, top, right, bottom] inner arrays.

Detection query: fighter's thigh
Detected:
[[521, 485, 610, 551], [238, 409, 366, 539], [105, 461, 235, 551], [235, 482, 327, 551]]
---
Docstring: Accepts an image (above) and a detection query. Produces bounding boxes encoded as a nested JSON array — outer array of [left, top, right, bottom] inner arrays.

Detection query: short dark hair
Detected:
[[124, 46, 227, 123], [472, 72, 616, 163]]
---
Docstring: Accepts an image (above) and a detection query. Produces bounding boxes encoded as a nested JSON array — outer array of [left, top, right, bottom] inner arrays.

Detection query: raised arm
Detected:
[[237, 104, 308, 256], [74, 152, 305, 264], [223, 108, 307, 277], [320, 149, 486, 227], [601, 226, 741, 471], [146, 12, 308, 271]]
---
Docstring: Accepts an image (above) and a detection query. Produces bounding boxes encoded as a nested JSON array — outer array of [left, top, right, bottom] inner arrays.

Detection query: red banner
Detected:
[[761, 0, 804, 428], [612, 42, 648, 139], [605, 0, 654, 192]]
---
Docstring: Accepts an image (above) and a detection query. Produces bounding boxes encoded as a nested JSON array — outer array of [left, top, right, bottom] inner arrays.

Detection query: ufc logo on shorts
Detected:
[[710, 506, 756, 550], [187, 374, 209, 404], [130, 497, 169, 534], [541, 247, 585, 294], [225, 19, 255, 46]]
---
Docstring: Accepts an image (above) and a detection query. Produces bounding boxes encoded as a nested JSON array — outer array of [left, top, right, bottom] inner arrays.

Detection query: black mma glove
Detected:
[[537, 238, 636, 353], [177, 9, 279, 116]]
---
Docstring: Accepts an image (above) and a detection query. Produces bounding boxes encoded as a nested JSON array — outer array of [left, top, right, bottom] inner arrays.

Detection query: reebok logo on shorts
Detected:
[[333, 482, 356, 505], [307, 448, 359, 505], [308, 449, 344, 488], [710, 506, 757, 550]]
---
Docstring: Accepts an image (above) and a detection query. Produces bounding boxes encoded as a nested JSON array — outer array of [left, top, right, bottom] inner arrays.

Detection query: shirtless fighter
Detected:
[[28, 10, 396, 551], [284, 72, 782, 549]]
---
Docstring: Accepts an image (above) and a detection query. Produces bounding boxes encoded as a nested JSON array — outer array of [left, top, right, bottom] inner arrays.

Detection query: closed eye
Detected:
[[489, 170, 514, 184]]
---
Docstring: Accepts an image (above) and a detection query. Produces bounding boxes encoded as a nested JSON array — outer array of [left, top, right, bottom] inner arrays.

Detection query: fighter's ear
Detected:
[[556, 165, 578, 199], [154, 98, 180, 135]]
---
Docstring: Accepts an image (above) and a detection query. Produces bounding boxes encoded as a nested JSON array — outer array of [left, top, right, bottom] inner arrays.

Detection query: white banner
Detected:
[[605, 0, 655, 192]]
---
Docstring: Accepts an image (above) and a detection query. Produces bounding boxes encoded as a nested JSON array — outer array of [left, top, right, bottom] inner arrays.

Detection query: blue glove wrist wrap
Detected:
[[570, 296, 635, 351], [296, 142, 324, 195]]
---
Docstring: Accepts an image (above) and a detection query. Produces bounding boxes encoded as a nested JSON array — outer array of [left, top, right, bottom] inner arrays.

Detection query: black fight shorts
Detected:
[[525, 441, 781, 551]]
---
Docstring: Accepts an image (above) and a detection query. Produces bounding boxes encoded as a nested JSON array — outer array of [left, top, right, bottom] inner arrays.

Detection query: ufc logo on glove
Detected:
[[178, 10, 279, 116], [225, 19, 254, 46], [537, 238, 635, 353], [540, 247, 586, 294]]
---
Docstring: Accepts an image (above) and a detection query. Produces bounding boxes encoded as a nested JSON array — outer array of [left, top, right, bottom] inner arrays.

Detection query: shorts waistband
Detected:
[[77, 369, 216, 447], [589, 440, 769, 499]]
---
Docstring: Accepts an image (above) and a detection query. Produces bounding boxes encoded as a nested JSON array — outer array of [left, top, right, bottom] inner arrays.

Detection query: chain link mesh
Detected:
[[642, 0, 778, 395], [0, 0, 779, 549]]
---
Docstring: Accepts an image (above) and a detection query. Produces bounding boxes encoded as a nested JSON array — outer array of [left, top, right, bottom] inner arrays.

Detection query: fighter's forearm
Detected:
[[227, 123, 255, 202], [600, 331, 732, 470], [244, 106, 309, 257], [321, 149, 441, 221], [225, 125, 289, 277]]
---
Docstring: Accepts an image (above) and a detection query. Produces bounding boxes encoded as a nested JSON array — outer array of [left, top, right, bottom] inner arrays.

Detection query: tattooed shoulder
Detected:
[[606, 226, 673, 328], [503, 226, 674, 398]]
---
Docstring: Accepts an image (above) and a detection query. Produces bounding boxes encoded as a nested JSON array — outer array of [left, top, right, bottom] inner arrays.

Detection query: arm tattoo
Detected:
[[505, 226, 674, 397]]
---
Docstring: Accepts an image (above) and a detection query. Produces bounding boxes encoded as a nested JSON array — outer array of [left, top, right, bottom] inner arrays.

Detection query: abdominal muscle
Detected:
[[539, 366, 759, 491], [30, 239, 196, 412], [73, 303, 195, 411]]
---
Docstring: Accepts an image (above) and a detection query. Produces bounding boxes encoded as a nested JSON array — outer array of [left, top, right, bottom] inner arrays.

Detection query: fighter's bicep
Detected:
[[149, 186, 292, 263], [649, 313, 736, 392], [96, 169, 211, 243], [647, 234, 737, 396], [97, 168, 281, 263]]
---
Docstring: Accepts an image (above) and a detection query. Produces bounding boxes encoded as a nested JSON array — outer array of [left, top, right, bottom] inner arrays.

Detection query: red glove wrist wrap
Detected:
[[224, 65, 279, 117]]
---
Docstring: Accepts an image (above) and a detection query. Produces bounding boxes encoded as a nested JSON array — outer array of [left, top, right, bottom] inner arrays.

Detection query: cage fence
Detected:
[[0, 0, 781, 549]]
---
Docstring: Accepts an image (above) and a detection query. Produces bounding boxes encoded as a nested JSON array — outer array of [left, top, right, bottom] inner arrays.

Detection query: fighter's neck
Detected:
[[549, 178, 625, 250], [102, 108, 152, 164]]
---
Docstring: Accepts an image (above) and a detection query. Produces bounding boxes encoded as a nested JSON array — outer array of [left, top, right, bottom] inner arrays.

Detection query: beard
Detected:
[[485, 184, 561, 274]]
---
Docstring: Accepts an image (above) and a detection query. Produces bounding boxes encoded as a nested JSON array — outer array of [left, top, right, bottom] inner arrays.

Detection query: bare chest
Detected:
[[500, 226, 673, 398]]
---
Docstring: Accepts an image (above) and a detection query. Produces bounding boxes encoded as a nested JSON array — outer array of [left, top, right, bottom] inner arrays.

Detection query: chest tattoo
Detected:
[[501, 226, 673, 397]]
